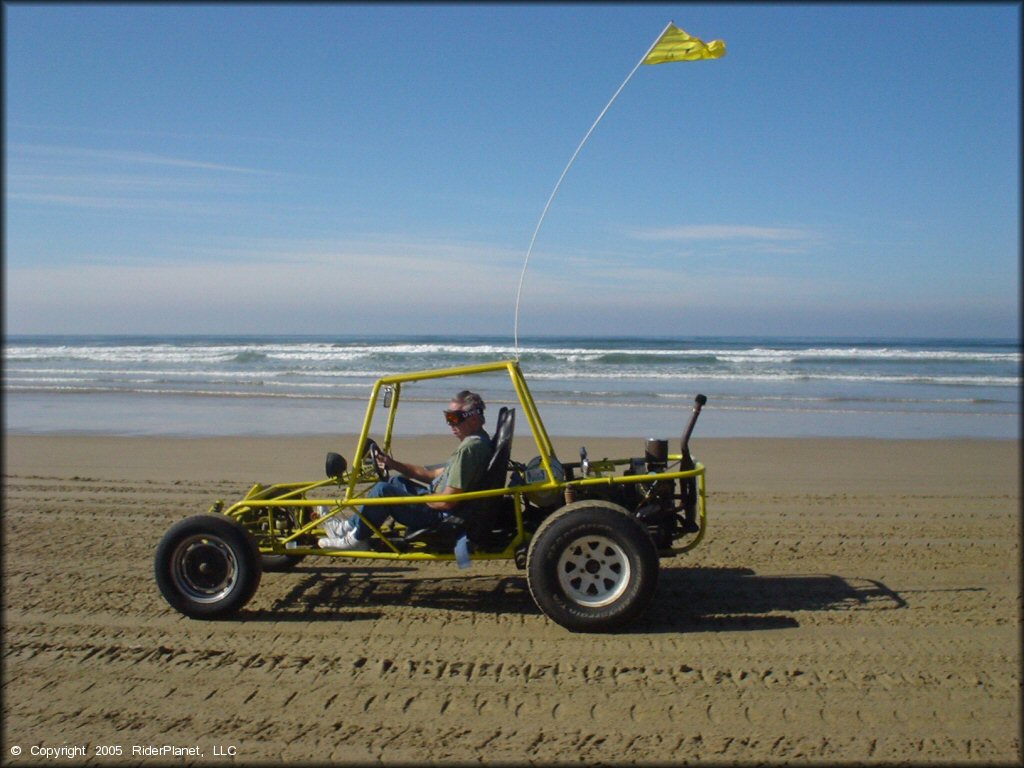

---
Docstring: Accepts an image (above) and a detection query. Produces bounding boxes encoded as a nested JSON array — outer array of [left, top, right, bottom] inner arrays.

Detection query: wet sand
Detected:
[[2, 434, 1019, 764]]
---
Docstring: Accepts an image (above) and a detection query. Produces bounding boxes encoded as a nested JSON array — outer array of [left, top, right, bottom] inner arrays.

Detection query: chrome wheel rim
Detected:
[[171, 534, 238, 603], [556, 534, 631, 608]]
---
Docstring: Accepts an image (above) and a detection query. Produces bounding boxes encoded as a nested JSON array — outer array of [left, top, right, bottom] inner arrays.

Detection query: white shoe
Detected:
[[318, 529, 371, 551], [320, 513, 354, 539]]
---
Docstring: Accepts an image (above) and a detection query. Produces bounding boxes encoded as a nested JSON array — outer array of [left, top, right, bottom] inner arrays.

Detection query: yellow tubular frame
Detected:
[[216, 359, 706, 560]]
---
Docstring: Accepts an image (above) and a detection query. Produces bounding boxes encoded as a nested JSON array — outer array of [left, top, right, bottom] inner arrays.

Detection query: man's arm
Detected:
[[423, 437, 491, 512], [381, 436, 489, 512], [423, 485, 464, 512], [379, 454, 443, 484], [381, 454, 462, 510]]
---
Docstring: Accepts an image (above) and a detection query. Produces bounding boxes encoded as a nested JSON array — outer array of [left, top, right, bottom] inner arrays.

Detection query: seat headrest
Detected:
[[487, 407, 515, 472]]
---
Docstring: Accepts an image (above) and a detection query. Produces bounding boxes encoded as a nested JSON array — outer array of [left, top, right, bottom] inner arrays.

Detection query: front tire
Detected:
[[155, 514, 262, 619], [526, 501, 659, 632]]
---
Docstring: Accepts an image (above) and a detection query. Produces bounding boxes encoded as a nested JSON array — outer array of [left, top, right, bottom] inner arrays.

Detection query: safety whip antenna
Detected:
[[512, 21, 675, 357]]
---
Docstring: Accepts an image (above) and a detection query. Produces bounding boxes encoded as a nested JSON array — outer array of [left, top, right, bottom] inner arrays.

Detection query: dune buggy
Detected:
[[155, 359, 707, 632]]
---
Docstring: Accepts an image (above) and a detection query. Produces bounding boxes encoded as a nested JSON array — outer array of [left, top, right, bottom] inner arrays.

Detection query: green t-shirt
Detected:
[[432, 430, 492, 492]]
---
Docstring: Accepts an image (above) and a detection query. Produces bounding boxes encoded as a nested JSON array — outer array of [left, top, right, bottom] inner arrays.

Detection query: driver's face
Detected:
[[447, 401, 481, 440]]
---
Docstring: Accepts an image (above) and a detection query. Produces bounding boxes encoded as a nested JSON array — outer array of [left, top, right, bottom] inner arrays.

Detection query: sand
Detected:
[[2, 434, 1020, 765]]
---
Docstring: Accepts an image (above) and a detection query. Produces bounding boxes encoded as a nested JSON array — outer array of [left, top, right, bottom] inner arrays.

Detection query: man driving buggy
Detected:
[[318, 390, 492, 551]]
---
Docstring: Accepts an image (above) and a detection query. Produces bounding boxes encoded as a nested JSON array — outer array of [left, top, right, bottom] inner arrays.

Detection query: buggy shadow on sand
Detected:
[[225, 563, 906, 634]]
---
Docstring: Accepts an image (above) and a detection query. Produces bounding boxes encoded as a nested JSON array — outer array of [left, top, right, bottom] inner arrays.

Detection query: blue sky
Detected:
[[4, 3, 1020, 338]]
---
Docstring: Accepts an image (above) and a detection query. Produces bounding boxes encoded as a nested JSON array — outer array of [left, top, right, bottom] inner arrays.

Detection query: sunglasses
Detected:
[[444, 408, 481, 426]]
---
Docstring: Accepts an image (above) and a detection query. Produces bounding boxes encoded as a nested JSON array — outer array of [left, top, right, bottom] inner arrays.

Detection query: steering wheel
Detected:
[[364, 439, 389, 482]]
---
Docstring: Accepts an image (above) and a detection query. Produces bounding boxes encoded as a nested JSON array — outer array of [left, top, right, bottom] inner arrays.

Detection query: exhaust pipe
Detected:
[[681, 393, 707, 465], [679, 394, 707, 533]]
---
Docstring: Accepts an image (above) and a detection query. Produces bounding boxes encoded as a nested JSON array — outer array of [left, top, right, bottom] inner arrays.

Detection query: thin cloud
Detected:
[[10, 171, 217, 190], [6, 143, 276, 216], [631, 225, 819, 242], [9, 143, 276, 176], [6, 191, 244, 215], [4, 246, 522, 334]]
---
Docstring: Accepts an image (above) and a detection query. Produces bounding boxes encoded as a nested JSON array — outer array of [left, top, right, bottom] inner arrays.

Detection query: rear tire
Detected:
[[155, 514, 262, 619], [526, 501, 658, 632]]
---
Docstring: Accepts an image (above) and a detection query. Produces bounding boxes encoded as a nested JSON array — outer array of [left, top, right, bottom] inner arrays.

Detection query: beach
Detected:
[[3, 433, 1019, 764]]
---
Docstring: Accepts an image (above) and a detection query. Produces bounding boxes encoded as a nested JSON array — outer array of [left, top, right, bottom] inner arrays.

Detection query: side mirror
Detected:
[[325, 452, 347, 479]]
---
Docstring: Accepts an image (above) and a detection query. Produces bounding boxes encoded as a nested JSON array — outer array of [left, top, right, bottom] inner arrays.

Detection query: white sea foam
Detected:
[[4, 334, 1019, 437]]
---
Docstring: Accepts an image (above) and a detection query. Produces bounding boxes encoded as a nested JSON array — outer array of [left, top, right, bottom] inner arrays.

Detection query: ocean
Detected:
[[3, 335, 1019, 440]]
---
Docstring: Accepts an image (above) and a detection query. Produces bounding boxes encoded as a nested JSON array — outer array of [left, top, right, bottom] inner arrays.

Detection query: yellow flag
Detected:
[[643, 24, 726, 64]]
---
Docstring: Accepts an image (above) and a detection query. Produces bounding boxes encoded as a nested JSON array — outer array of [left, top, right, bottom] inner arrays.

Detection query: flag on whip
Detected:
[[643, 24, 726, 64], [513, 22, 726, 355]]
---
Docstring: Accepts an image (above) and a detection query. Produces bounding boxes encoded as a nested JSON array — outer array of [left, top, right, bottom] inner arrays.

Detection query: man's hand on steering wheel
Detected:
[[365, 439, 390, 482]]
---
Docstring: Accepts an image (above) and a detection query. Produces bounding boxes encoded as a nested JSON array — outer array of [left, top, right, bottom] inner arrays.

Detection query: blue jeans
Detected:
[[353, 475, 446, 540]]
